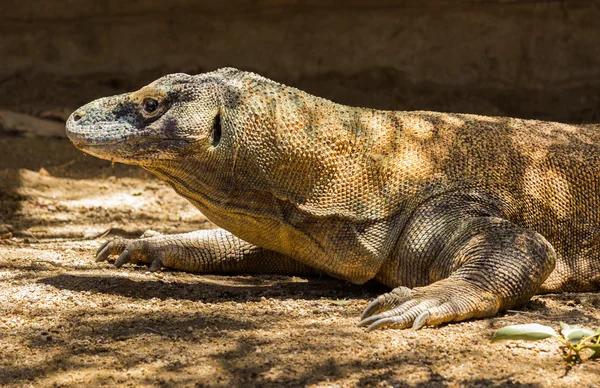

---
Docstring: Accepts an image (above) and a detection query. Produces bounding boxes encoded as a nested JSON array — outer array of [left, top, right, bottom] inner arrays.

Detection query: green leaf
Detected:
[[561, 325, 596, 344], [491, 324, 558, 342], [569, 329, 596, 343], [589, 349, 600, 360], [581, 344, 600, 360]]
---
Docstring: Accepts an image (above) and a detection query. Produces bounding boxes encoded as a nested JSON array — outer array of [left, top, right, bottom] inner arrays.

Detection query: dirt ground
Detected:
[[1, 135, 600, 388]]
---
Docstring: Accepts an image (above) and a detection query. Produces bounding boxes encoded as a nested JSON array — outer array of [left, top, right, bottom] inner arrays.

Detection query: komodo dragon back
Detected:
[[66, 68, 600, 330]]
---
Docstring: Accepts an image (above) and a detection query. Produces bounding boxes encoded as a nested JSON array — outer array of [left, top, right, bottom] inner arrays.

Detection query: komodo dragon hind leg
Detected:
[[360, 192, 557, 330], [95, 228, 318, 276]]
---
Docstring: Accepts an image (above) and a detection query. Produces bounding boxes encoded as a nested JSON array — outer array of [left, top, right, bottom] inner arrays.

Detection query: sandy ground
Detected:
[[1, 135, 600, 387]]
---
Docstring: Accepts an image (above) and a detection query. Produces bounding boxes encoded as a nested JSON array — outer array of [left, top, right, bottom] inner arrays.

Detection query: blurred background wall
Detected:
[[0, 0, 598, 123]]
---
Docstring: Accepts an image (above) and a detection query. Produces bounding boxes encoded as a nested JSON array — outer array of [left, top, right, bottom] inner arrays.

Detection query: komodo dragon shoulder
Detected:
[[66, 68, 600, 330]]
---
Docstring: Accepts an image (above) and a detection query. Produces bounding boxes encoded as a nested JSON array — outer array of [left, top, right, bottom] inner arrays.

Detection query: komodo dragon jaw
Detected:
[[67, 67, 600, 331]]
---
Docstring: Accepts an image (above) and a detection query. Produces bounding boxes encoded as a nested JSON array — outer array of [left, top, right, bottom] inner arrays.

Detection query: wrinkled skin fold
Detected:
[[66, 68, 600, 330]]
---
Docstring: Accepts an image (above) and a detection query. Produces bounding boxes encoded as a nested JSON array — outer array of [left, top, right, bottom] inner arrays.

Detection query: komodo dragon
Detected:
[[66, 68, 600, 330]]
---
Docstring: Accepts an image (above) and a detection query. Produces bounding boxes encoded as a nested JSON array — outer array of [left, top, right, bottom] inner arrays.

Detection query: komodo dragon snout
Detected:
[[66, 67, 600, 331]]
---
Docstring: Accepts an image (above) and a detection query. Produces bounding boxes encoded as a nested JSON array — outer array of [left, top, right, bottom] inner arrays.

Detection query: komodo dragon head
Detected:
[[66, 71, 226, 165]]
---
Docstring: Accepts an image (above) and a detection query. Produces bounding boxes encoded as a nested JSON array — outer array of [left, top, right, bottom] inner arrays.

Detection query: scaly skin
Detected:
[[66, 68, 600, 330]]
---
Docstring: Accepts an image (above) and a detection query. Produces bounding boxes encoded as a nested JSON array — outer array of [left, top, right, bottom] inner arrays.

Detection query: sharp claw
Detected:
[[360, 298, 381, 320], [95, 240, 110, 257], [358, 314, 382, 327], [149, 258, 162, 272], [413, 311, 430, 330], [367, 317, 397, 331], [115, 249, 130, 268], [96, 245, 111, 262]]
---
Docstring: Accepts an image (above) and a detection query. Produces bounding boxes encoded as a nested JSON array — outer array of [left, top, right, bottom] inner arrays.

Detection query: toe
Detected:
[[96, 245, 111, 262], [360, 298, 382, 321], [358, 299, 421, 327], [360, 300, 444, 331], [95, 240, 111, 257], [360, 286, 413, 320], [367, 317, 405, 331], [148, 252, 165, 272], [114, 249, 131, 268], [412, 311, 430, 330]]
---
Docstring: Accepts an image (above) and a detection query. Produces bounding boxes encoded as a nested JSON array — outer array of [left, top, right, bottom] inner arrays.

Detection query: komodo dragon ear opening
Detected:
[[211, 112, 222, 147]]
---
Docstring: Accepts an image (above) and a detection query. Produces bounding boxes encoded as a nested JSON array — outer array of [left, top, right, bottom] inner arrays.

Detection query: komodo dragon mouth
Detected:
[[65, 67, 600, 331], [68, 134, 191, 163]]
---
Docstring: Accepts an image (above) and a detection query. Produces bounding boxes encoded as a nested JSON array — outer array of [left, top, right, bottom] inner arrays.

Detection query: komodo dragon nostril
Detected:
[[73, 113, 83, 122]]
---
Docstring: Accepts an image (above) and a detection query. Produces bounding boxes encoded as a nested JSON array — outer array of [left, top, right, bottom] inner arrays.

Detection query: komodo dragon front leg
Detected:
[[95, 228, 318, 276], [360, 191, 556, 330]]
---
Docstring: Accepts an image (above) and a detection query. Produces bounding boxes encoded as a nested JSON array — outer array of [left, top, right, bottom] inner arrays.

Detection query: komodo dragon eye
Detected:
[[142, 98, 159, 113]]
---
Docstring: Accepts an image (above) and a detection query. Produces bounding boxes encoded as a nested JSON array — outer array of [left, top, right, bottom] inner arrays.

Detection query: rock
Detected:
[[0, 110, 66, 138], [0, 224, 12, 240], [40, 108, 73, 122]]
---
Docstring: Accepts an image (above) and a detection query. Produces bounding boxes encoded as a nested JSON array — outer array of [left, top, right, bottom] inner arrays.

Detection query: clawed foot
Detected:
[[95, 230, 167, 271], [358, 280, 499, 331]]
